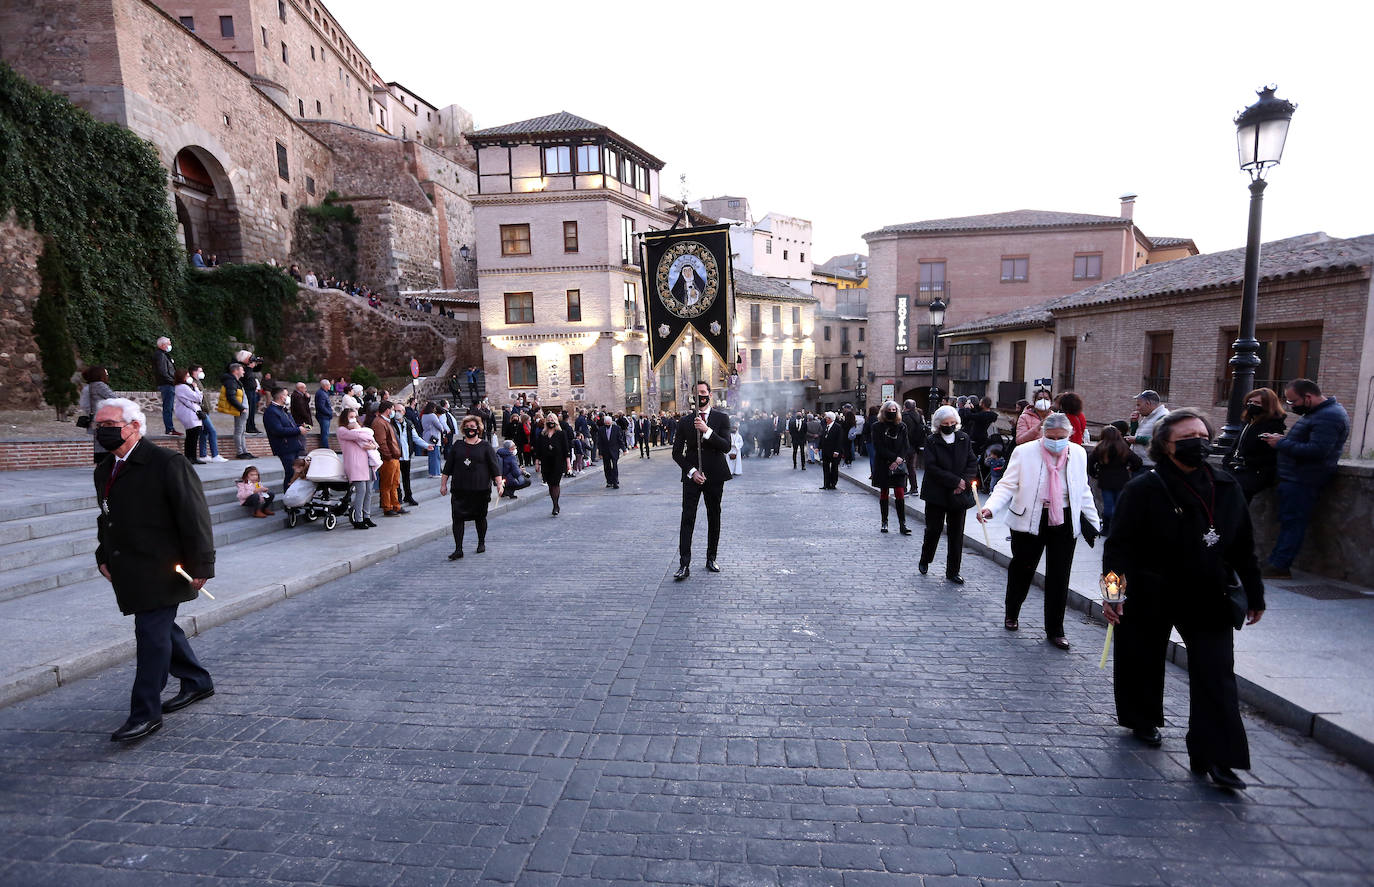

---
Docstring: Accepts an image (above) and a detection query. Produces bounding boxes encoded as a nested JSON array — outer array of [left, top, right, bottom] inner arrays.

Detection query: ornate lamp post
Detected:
[[1217, 86, 1296, 453], [854, 350, 866, 413], [927, 296, 947, 421]]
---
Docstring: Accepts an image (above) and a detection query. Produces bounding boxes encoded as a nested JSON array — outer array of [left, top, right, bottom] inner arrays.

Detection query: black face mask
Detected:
[[1172, 437, 1209, 467], [939, 425, 957, 436], [885, 410, 898, 419], [697, 394, 711, 408], [96, 426, 127, 452], [1289, 400, 1310, 416], [463, 428, 479, 438], [1244, 403, 1264, 417]]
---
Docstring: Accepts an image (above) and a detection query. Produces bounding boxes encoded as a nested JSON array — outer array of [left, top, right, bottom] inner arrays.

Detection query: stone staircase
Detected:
[[0, 463, 288, 606]]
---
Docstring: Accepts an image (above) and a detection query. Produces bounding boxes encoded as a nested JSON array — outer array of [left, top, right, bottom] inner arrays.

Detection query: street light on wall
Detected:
[[927, 296, 947, 421], [854, 349, 865, 414], [1217, 86, 1296, 453]]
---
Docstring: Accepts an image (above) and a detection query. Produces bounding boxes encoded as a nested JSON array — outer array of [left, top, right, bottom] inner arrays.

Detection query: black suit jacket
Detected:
[[600, 425, 625, 458], [95, 440, 215, 615], [820, 421, 847, 457], [673, 409, 732, 484], [788, 418, 807, 445]]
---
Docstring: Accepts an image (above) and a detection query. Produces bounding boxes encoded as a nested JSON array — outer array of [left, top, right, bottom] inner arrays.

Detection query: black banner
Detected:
[[639, 224, 734, 374]]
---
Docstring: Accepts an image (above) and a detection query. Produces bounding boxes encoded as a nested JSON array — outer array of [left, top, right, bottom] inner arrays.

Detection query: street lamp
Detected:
[[854, 350, 865, 413], [1217, 86, 1296, 453], [927, 296, 946, 421]]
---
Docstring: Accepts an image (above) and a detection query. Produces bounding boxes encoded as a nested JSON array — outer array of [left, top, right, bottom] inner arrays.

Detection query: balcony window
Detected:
[[623, 281, 637, 328], [500, 223, 530, 256], [503, 292, 534, 324], [749, 304, 761, 339], [948, 342, 991, 387], [772, 348, 783, 380], [603, 147, 619, 179], [792, 348, 803, 379], [750, 349, 762, 381], [620, 217, 636, 264], [543, 146, 571, 175], [576, 145, 599, 173]]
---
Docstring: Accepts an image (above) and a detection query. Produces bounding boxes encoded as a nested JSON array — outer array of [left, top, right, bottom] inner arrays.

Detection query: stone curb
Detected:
[[835, 468, 1374, 774], [0, 461, 608, 711]]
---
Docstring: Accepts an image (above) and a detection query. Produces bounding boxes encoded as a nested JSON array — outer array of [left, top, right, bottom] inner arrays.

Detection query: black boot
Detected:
[[896, 499, 912, 535], [879, 498, 889, 533]]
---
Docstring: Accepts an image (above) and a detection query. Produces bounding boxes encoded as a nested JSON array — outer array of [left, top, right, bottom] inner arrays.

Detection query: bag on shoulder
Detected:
[[75, 415, 92, 429]]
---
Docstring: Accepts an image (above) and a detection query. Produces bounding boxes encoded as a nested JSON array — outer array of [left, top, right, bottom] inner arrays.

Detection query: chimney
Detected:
[[1119, 193, 1137, 220]]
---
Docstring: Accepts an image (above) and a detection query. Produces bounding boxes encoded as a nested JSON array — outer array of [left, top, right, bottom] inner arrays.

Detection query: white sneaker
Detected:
[[211, 456, 228, 462]]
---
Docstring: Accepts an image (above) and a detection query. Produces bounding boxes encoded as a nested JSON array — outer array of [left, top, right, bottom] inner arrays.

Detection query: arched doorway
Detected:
[[172, 146, 243, 264]]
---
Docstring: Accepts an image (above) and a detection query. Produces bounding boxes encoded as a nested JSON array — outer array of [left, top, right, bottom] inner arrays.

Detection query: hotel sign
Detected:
[[895, 295, 909, 352]]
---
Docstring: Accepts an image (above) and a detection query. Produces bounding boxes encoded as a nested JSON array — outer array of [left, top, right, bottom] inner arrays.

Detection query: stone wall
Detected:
[[278, 286, 450, 381], [289, 208, 358, 283], [1248, 462, 1374, 583], [0, 214, 45, 410]]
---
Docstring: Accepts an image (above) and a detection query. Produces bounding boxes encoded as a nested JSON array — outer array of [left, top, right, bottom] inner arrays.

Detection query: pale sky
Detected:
[[329, 0, 1371, 261]]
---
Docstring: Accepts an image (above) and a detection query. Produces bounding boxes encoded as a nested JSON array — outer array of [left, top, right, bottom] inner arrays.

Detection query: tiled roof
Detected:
[[941, 294, 1072, 336], [1149, 236, 1194, 249], [469, 111, 606, 138], [1055, 232, 1374, 311], [468, 111, 664, 167], [865, 209, 1128, 239], [733, 270, 815, 302]]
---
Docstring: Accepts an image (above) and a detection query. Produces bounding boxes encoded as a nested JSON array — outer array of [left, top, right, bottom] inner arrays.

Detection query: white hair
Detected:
[[234, 349, 252, 363], [1041, 412, 1073, 433], [96, 397, 146, 429], [155, 336, 171, 348], [882, 400, 900, 412], [931, 405, 961, 429], [350, 384, 363, 395]]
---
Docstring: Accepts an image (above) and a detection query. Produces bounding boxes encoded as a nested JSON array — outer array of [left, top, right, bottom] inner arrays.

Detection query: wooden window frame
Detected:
[[566, 289, 581, 322], [569, 353, 585, 385], [503, 292, 534, 325], [499, 223, 531, 257], [1073, 252, 1103, 280], [543, 145, 572, 175], [275, 141, 289, 181], [563, 221, 579, 253], [1000, 256, 1029, 283], [507, 356, 538, 388], [219, 15, 234, 37]]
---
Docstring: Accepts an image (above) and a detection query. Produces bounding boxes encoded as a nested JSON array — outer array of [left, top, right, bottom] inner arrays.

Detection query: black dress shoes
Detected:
[[475, 542, 486, 554], [111, 719, 162, 742], [404, 499, 420, 507], [352, 521, 369, 530], [163, 686, 214, 713], [1193, 762, 1247, 790], [918, 562, 929, 575], [364, 518, 378, 528], [705, 560, 721, 573], [899, 525, 912, 536], [946, 575, 965, 585], [674, 565, 690, 581], [448, 549, 463, 560], [1048, 636, 1071, 650], [1132, 727, 1163, 747]]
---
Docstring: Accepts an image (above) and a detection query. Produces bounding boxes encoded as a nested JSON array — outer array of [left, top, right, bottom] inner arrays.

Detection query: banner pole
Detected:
[[694, 328, 702, 477]]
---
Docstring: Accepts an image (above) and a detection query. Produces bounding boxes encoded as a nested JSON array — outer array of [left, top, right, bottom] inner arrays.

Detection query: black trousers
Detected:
[[130, 604, 212, 722], [921, 504, 967, 577], [679, 481, 723, 565], [640, 436, 651, 458], [399, 459, 414, 502], [1005, 508, 1078, 638], [792, 440, 805, 468], [602, 454, 619, 486], [1115, 609, 1250, 770], [822, 454, 841, 488]]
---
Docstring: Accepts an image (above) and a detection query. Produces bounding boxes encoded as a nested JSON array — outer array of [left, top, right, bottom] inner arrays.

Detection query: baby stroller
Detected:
[[283, 448, 353, 530]]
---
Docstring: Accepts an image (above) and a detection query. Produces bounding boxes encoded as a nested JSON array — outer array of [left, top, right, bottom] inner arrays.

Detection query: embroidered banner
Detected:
[[640, 223, 734, 373]]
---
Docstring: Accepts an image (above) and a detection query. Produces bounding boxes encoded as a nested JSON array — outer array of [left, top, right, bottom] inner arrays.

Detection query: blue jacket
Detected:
[[314, 387, 333, 422], [263, 403, 305, 457], [1275, 397, 1348, 485], [497, 447, 525, 486]]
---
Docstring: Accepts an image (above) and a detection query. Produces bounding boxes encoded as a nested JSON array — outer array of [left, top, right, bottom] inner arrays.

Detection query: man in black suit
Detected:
[[819, 410, 847, 490], [93, 398, 216, 743], [788, 410, 808, 469], [672, 380, 732, 580], [599, 415, 624, 488], [637, 414, 651, 459]]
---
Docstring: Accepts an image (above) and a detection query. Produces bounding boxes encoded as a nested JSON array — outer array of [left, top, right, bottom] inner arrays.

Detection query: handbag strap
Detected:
[[1148, 469, 1183, 516]]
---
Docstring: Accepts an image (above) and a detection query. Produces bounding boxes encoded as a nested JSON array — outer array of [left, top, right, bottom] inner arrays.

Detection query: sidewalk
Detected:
[[836, 460, 1374, 773], [0, 451, 625, 709]]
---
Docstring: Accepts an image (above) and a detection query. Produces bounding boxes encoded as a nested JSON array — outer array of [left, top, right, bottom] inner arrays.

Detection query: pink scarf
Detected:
[[1040, 442, 1069, 526]]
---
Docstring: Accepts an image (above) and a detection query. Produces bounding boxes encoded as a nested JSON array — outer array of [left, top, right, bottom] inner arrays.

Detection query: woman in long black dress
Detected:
[[534, 414, 571, 516], [870, 400, 912, 535], [439, 415, 504, 559]]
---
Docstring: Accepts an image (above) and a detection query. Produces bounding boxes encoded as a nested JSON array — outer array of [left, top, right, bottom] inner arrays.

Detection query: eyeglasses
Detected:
[[94, 420, 128, 429]]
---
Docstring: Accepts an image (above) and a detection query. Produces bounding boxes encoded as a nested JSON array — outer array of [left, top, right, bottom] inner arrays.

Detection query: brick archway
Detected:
[[172, 146, 244, 265]]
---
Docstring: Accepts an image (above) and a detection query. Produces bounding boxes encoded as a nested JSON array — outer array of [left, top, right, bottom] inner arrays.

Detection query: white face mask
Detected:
[[194, 371, 204, 380], [1034, 399, 1052, 412]]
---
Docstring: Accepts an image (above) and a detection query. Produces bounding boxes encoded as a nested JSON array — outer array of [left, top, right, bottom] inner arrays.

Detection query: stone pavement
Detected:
[[1, 453, 1372, 886], [833, 457, 1374, 772]]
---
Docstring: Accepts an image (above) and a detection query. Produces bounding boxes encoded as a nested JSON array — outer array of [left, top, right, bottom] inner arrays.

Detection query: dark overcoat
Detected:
[[95, 440, 215, 615]]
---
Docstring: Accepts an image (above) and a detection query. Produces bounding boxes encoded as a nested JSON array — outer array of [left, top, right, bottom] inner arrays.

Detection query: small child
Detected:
[[236, 466, 275, 518], [281, 456, 314, 510], [983, 445, 1006, 493]]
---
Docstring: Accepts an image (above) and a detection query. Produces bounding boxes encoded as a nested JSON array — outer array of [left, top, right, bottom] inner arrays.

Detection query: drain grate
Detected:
[[1284, 585, 1371, 601]]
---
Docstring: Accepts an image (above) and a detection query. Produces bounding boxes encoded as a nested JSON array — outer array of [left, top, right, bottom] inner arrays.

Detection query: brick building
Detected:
[[1049, 232, 1374, 454], [862, 197, 1196, 412], [469, 112, 679, 412], [0, 0, 476, 292]]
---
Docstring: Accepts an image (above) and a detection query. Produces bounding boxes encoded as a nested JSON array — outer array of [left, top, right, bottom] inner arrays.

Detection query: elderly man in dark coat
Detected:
[[93, 398, 215, 742]]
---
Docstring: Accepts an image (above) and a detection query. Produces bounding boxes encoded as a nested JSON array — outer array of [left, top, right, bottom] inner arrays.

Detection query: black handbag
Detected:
[[889, 461, 908, 478], [75, 415, 92, 429]]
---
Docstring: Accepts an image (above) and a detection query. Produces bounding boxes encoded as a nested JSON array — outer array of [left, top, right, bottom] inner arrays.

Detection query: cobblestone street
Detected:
[[1, 453, 1372, 886]]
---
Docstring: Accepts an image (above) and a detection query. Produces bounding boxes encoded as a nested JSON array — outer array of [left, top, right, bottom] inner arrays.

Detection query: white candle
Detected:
[[971, 480, 992, 547]]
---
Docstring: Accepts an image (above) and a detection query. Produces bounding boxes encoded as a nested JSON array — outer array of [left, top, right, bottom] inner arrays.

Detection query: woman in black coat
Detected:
[[439, 415, 504, 559], [870, 401, 913, 535], [1221, 387, 1287, 501], [534, 415, 571, 516], [1103, 408, 1265, 791], [919, 405, 979, 584]]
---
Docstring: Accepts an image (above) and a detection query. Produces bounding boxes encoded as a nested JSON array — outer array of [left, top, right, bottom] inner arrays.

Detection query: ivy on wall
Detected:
[[0, 62, 297, 402]]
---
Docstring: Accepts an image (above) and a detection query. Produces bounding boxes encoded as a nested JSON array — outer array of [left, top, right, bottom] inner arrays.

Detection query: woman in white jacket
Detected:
[[978, 412, 1099, 649]]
